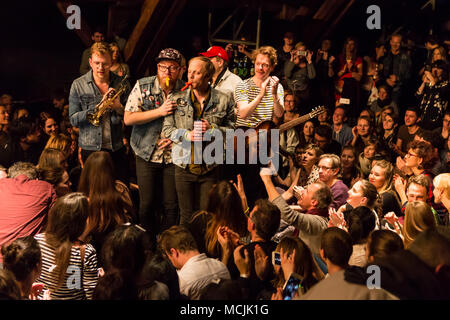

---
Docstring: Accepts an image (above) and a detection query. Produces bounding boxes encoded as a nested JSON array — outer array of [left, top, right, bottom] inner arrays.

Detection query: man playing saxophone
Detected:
[[69, 42, 131, 184]]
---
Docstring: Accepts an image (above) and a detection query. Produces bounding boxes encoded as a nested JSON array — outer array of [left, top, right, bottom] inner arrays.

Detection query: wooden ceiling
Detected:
[[52, 0, 357, 76]]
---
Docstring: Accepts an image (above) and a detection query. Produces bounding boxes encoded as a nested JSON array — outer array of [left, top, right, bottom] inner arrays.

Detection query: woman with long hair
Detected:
[[296, 120, 316, 147], [34, 192, 98, 299], [188, 179, 248, 279], [335, 37, 363, 117], [78, 151, 133, 255], [272, 237, 324, 297], [403, 201, 436, 248], [109, 42, 130, 77], [37, 148, 71, 197], [340, 146, 362, 188]]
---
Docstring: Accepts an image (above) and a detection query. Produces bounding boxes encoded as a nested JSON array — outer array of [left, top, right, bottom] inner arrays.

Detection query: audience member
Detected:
[[1, 236, 42, 299], [34, 192, 98, 299], [340, 146, 362, 188], [0, 162, 56, 261], [299, 227, 397, 300], [158, 225, 230, 300]]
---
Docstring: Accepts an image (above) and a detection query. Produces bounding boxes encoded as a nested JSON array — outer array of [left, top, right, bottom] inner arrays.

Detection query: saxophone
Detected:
[[87, 75, 129, 126]]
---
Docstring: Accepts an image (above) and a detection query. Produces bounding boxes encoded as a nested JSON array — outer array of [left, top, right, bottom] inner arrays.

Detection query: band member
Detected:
[[69, 42, 130, 184], [199, 46, 243, 102], [235, 46, 284, 128], [232, 46, 285, 205], [124, 48, 184, 239], [162, 56, 235, 226]]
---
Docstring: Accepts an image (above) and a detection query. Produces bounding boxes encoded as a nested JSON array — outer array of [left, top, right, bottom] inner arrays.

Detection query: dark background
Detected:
[[0, 0, 449, 108]]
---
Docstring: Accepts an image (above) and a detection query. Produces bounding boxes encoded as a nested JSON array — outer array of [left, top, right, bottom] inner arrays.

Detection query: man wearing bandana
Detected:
[[124, 48, 185, 241]]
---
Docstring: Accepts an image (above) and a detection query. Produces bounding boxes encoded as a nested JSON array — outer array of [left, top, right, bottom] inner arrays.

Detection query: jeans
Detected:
[[135, 157, 178, 237], [174, 165, 220, 226]]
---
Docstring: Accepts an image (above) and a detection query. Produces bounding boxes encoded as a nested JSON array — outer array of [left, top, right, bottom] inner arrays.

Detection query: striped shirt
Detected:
[[34, 233, 98, 300], [235, 77, 284, 128]]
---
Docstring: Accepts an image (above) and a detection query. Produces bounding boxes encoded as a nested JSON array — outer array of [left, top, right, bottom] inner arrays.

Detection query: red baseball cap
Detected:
[[200, 46, 229, 62]]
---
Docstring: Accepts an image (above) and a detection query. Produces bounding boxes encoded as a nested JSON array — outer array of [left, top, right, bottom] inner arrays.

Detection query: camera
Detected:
[[297, 50, 307, 57]]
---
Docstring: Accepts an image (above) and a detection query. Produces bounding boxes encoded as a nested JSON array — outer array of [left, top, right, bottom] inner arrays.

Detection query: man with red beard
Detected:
[[124, 48, 185, 240]]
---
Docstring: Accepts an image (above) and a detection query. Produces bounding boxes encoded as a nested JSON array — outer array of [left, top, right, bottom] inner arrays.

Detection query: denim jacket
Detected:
[[129, 76, 185, 162], [69, 70, 130, 151], [162, 87, 236, 169]]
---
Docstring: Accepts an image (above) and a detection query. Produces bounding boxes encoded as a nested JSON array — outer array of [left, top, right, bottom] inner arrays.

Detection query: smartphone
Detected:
[[283, 273, 304, 300], [272, 251, 281, 266]]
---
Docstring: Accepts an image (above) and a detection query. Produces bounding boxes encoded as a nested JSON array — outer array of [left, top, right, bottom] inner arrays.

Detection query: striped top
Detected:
[[234, 77, 284, 128], [34, 233, 98, 300]]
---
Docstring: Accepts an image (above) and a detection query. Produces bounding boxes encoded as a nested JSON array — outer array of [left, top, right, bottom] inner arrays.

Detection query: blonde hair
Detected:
[[403, 201, 436, 248], [372, 160, 394, 193], [252, 46, 277, 66], [90, 42, 112, 58], [45, 134, 71, 156], [433, 173, 450, 199]]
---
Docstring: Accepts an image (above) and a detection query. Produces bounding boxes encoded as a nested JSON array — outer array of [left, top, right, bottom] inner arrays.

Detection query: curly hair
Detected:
[[407, 140, 437, 170]]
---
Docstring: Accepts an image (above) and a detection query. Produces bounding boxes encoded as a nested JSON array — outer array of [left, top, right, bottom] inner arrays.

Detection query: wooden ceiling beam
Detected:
[[123, 0, 160, 62]]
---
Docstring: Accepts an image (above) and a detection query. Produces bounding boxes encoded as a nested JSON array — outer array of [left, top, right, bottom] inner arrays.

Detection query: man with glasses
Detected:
[[317, 154, 348, 210], [259, 168, 332, 255], [124, 48, 185, 241]]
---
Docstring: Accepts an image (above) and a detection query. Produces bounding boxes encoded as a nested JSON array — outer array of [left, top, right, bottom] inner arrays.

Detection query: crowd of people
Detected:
[[0, 24, 449, 300]]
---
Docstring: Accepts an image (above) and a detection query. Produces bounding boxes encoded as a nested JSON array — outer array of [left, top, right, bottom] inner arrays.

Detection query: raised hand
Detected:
[[328, 207, 346, 229], [270, 76, 280, 98]]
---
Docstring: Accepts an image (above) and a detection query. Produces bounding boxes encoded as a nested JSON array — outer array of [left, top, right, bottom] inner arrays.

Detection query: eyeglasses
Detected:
[[157, 64, 179, 72]]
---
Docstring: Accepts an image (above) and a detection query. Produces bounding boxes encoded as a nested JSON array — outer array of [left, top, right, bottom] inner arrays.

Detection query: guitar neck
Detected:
[[278, 114, 312, 133]]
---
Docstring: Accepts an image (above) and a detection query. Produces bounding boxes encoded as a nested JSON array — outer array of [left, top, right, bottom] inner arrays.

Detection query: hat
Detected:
[[199, 46, 228, 62], [156, 48, 182, 65]]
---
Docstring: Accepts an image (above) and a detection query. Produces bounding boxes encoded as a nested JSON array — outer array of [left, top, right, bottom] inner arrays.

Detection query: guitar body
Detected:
[[232, 107, 325, 164]]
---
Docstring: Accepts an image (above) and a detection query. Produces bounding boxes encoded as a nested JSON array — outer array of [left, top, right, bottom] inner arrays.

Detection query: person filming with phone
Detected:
[[284, 42, 316, 108]]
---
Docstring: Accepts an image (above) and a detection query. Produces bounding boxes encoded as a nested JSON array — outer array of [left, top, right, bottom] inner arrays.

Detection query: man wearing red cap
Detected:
[[200, 46, 243, 104]]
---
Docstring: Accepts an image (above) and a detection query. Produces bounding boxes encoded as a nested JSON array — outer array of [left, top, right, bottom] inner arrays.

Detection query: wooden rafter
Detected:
[[123, 0, 160, 62]]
